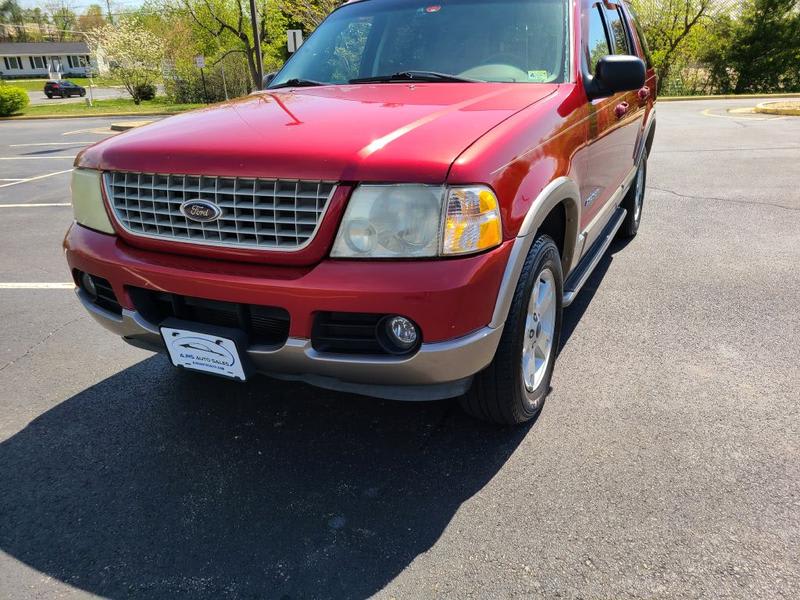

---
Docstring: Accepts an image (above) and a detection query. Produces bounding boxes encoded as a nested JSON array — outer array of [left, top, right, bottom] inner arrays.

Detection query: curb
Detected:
[[754, 101, 800, 116], [660, 92, 800, 102], [110, 120, 154, 131], [0, 111, 179, 121]]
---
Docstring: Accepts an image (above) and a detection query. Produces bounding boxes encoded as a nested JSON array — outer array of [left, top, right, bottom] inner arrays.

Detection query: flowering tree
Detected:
[[89, 19, 164, 104]]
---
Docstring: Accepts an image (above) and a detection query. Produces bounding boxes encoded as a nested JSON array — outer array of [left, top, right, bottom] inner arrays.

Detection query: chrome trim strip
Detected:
[[103, 172, 338, 253], [76, 289, 504, 387], [563, 207, 626, 307]]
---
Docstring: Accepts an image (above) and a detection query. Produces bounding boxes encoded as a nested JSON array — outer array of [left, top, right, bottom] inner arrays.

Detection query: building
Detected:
[[0, 42, 105, 79]]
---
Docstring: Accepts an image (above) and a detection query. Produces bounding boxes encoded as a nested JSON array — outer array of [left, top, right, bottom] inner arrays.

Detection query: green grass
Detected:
[[8, 97, 202, 117], [1, 77, 122, 91]]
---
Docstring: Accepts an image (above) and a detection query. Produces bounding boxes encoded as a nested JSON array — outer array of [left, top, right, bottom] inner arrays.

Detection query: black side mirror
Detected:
[[586, 55, 645, 99], [262, 72, 277, 90]]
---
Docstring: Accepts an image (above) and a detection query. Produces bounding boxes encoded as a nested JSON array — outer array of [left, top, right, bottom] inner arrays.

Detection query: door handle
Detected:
[[614, 101, 630, 119], [638, 86, 650, 101]]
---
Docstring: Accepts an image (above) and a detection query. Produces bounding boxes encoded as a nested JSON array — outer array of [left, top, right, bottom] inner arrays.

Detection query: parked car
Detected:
[[44, 80, 86, 99], [65, 0, 656, 425]]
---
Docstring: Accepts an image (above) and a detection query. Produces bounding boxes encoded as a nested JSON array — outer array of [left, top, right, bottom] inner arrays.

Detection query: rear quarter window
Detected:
[[602, 4, 631, 55]]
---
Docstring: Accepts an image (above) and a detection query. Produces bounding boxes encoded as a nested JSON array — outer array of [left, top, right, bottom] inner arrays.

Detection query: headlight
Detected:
[[71, 169, 114, 234], [331, 184, 502, 258]]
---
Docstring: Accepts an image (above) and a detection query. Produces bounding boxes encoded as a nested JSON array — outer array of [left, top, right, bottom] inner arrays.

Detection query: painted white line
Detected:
[[63, 127, 114, 136], [0, 203, 71, 207], [0, 178, 23, 182], [0, 283, 74, 289], [0, 169, 73, 188], [0, 156, 75, 160], [9, 142, 95, 147]]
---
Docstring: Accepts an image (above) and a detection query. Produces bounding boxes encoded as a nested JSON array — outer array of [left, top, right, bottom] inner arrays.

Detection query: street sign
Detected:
[[194, 55, 206, 68], [287, 30, 304, 53]]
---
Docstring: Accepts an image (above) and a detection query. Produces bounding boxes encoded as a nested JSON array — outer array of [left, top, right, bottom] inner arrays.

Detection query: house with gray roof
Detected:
[[0, 41, 106, 79]]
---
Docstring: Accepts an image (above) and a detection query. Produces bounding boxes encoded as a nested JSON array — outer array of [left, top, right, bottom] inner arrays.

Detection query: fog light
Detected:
[[81, 272, 97, 298], [389, 316, 417, 345], [376, 315, 420, 355]]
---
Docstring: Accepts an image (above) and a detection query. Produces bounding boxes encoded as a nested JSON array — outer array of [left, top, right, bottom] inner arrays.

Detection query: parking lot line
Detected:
[[0, 169, 73, 189], [0, 203, 71, 208], [0, 156, 75, 160], [0, 283, 73, 289], [8, 142, 96, 147]]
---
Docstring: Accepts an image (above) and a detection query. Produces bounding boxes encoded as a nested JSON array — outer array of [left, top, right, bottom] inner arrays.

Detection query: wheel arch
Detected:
[[490, 177, 580, 329]]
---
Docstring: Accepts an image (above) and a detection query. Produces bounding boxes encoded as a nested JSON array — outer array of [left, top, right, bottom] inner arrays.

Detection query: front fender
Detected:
[[489, 177, 581, 328]]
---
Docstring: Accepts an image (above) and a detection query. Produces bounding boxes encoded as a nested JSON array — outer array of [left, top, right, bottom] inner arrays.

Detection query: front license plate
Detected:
[[161, 326, 247, 381]]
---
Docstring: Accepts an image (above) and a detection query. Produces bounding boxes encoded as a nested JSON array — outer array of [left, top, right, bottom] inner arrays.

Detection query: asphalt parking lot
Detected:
[[0, 99, 798, 599]]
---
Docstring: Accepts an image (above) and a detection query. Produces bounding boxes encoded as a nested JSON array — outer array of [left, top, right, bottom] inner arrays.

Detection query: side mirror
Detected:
[[587, 55, 645, 99], [262, 72, 277, 90]]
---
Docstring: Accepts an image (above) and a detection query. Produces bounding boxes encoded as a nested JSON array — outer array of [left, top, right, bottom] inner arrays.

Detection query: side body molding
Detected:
[[489, 177, 581, 328]]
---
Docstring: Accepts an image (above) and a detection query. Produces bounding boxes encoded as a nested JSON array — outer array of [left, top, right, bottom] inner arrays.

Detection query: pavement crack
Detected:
[[0, 317, 81, 373], [649, 185, 800, 212]]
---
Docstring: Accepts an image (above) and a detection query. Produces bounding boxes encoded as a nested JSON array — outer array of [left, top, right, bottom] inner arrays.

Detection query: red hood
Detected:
[[78, 83, 557, 182]]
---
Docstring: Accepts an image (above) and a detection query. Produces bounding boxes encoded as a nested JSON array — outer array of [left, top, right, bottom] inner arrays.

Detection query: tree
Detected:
[[176, 0, 287, 90], [631, 0, 716, 92], [45, 0, 77, 40], [88, 19, 164, 103], [77, 4, 106, 32], [726, 0, 800, 93], [0, 0, 27, 41]]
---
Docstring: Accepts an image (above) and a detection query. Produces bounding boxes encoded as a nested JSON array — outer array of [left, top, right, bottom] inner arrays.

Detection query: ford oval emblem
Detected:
[[180, 199, 222, 223]]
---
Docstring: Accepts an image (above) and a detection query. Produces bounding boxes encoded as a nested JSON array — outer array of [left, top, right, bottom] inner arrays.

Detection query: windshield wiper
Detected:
[[269, 78, 327, 89], [349, 70, 482, 84]]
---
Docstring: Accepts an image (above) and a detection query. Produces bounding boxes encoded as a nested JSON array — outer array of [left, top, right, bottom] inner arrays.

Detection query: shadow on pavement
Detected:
[[0, 358, 532, 599], [560, 237, 631, 351]]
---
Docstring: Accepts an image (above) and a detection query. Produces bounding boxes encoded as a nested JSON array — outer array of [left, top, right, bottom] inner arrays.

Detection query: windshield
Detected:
[[270, 0, 569, 87]]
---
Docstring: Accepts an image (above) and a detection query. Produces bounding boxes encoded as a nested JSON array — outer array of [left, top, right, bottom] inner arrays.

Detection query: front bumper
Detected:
[[65, 224, 510, 400]]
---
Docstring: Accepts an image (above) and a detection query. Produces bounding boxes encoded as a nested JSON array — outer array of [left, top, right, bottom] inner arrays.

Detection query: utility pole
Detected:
[[105, 0, 114, 24], [248, 0, 263, 86]]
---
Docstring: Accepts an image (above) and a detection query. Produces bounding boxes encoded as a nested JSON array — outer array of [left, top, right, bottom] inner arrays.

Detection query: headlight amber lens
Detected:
[[441, 187, 502, 255]]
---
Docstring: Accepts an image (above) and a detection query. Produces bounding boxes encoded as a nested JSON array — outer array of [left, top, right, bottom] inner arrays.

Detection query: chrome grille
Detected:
[[104, 172, 336, 251]]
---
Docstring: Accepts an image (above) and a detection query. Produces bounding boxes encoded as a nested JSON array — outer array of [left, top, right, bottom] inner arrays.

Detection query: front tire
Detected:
[[460, 235, 563, 425]]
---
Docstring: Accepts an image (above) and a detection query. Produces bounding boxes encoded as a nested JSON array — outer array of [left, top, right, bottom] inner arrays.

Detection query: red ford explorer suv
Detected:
[[65, 0, 656, 424]]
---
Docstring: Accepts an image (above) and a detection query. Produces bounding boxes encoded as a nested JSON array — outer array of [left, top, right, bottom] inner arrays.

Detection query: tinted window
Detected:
[[272, 0, 569, 86], [603, 5, 631, 55], [585, 5, 610, 73]]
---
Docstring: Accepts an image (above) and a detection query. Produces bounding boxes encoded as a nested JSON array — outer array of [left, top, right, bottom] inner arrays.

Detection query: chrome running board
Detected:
[[563, 207, 626, 307]]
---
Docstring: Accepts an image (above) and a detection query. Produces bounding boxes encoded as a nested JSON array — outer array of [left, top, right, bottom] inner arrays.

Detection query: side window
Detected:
[[585, 4, 610, 74], [603, 4, 631, 55]]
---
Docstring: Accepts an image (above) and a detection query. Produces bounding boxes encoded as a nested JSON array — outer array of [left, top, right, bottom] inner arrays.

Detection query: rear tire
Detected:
[[619, 156, 647, 238], [46, 92, 53, 99], [460, 235, 563, 425]]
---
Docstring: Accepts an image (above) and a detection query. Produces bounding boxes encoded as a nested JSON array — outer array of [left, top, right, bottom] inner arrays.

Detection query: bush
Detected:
[[133, 83, 156, 101], [165, 56, 254, 104], [0, 86, 29, 116]]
